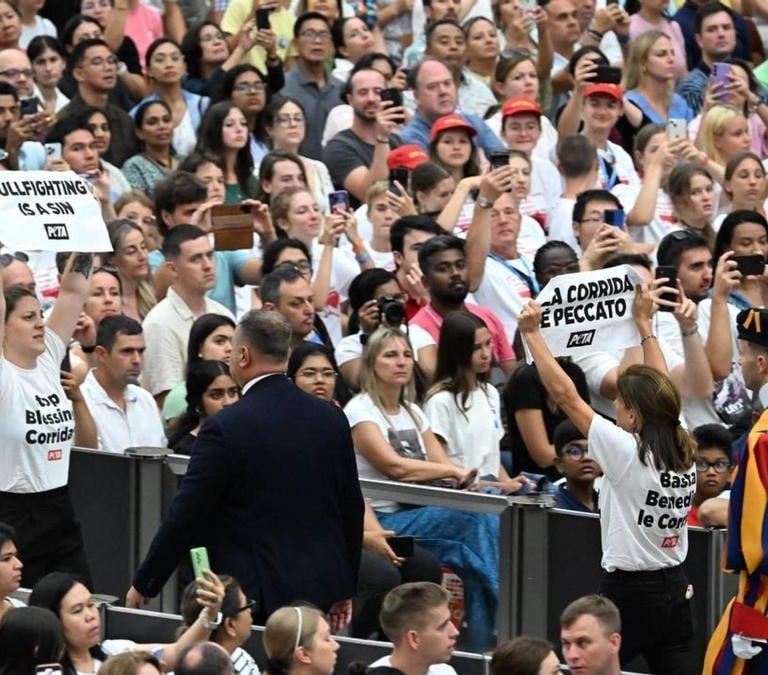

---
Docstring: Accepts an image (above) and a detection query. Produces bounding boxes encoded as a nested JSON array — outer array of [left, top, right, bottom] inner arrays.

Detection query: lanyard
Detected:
[[600, 155, 618, 190], [489, 253, 540, 295]]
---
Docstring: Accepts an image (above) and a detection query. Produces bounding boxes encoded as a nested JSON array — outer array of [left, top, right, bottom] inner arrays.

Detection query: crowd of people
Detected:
[[1, 0, 768, 671]]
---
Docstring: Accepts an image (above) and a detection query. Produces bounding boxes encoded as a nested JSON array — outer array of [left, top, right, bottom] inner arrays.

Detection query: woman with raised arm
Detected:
[[517, 286, 696, 674], [0, 252, 96, 590]]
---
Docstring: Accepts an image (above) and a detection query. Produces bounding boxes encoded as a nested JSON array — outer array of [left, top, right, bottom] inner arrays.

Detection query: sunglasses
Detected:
[[0, 251, 29, 267]]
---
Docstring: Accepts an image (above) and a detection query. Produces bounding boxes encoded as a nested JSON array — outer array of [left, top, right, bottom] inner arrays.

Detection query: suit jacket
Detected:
[[133, 374, 364, 616]]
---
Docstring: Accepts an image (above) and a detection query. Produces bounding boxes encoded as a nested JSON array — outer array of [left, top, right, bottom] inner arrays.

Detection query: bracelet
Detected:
[[476, 196, 494, 209], [375, 138, 390, 144], [352, 241, 366, 255], [640, 334, 657, 345], [81, 344, 96, 354], [587, 28, 604, 40], [681, 325, 699, 338], [198, 607, 222, 630], [617, 33, 630, 44], [355, 251, 372, 265]]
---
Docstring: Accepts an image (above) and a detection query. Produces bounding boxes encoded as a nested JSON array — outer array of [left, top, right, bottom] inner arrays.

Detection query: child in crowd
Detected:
[[552, 419, 600, 514]]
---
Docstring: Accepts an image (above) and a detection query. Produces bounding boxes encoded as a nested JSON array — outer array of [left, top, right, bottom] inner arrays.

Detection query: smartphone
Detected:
[[656, 265, 678, 311], [329, 189, 350, 213], [668, 118, 687, 141], [211, 203, 253, 251], [387, 536, 415, 558], [190, 546, 211, 581], [379, 87, 405, 123], [389, 167, 408, 196], [61, 349, 71, 373], [710, 62, 733, 103], [256, 8, 271, 30], [603, 209, 625, 229], [489, 150, 511, 170], [20, 97, 38, 116], [36, 665, 63, 675], [44, 142, 62, 160], [520, 0, 537, 15], [733, 254, 765, 277], [593, 65, 622, 85]]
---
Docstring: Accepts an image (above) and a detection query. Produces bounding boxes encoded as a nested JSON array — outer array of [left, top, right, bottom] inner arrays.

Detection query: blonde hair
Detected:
[[360, 327, 421, 429], [622, 30, 673, 101], [106, 219, 157, 321], [270, 186, 315, 232], [263, 606, 323, 674], [698, 105, 744, 165], [99, 652, 161, 675], [365, 181, 390, 209]]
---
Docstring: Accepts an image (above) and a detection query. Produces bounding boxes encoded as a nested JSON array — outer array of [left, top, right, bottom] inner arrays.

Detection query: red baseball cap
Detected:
[[387, 145, 430, 171], [429, 114, 477, 142], [502, 96, 542, 119], [583, 83, 623, 101]]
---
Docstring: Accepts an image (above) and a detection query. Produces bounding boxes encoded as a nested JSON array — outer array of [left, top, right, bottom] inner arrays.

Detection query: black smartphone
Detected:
[[489, 150, 511, 170], [387, 536, 415, 558], [328, 189, 350, 213], [20, 97, 38, 115], [656, 265, 678, 311], [389, 167, 408, 195], [61, 349, 72, 373], [603, 209, 625, 229], [733, 254, 765, 277], [593, 65, 622, 85], [379, 87, 405, 123], [256, 8, 271, 30]]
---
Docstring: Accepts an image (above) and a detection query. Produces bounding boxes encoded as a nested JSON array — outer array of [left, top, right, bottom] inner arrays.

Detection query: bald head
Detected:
[[0, 49, 32, 99], [175, 642, 234, 675], [1, 258, 35, 293], [412, 59, 457, 121]]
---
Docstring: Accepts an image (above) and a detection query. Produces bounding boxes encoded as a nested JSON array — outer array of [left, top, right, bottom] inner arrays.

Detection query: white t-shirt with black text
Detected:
[[588, 414, 695, 572]]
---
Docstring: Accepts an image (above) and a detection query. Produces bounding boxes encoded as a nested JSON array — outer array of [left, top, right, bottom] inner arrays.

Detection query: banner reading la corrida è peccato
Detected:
[[524, 264, 645, 361]]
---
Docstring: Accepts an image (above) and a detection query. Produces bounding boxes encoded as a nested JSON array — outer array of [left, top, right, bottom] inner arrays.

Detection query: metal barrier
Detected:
[[68, 447, 738, 670]]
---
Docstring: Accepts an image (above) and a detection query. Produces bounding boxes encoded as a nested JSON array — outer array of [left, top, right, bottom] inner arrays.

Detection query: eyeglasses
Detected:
[[276, 260, 312, 274], [0, 251, 28, 267], [563, 445, 589, 460], [275, 113, 305, 126], [577, 217, 604, 225], [0, 68, 32, 79], [299, 29, 331, 41], [86, 56, 118, 68], [297, 368, 337, 380], [200, 31, 226, 43], [151, 53, 184, 64], [236, 598, 257, 614], [234, 81, 267, 93], [695, 459, 732, 473], [666, 230, 699, 242], [501, 47, 534, 60]]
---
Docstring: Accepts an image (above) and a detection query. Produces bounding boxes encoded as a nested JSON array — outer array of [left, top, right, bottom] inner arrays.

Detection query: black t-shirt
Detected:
[[503, 361, 591, 481]]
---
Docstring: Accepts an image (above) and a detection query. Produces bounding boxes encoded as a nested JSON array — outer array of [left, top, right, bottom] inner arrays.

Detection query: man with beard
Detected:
[[80, 315, 166, 454], [324, 68, 404, 206], [410, 234, 516, 375], [0, 81, 47, 170]]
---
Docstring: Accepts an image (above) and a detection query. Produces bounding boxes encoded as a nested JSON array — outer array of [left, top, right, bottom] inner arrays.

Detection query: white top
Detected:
[[470, 254, 534, 344], [547, 197, 580, 253], [335, 326, 434, 367], [142, 287, 235, 396], [611, 183, 676, 246], [424, 386, 503, 477], [173, 108, 198, 157], [80, 370, 167, 454], [231, 646, 260, 674], [517, 213, 547, 260], [588, 414, 695, 571], [0, 331, 73, 493], [20, 16, 57, 49], [322, 105, 354, 146], [526, 157, 563, 227], [598, 141, 640, 190], [371, 655, 458, 675], [487, 113, 558, 163], [345, 392, 430, 512], [311, 240, 359, 346]]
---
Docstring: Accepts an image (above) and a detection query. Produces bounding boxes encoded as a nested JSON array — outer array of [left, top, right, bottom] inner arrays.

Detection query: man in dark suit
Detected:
[[126, 310, 364, 627]]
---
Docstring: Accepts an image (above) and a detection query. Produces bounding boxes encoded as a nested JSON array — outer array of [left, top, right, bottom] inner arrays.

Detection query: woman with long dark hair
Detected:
[[518, 287, 697, 672], [29, 571, 226, 675], [425, 311, 528, 493], [196, 101, 257, 203], [490, 636, 561, 675], [121, 100, 178, 196], [0, 606, 65, 675], [219, 65, 272, 167]]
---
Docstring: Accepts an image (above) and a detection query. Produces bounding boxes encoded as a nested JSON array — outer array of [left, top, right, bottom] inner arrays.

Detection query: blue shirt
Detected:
[[626, 89, 693, 123], [554, 484, 599, 514], [675, 64, 710, 117], [400, 110, 506, 157], [148, 248, 251, 315]]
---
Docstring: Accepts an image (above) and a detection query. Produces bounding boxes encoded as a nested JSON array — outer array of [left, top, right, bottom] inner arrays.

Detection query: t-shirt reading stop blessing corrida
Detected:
[[588, 415, 696, 572], [0, 331, 74, 493]]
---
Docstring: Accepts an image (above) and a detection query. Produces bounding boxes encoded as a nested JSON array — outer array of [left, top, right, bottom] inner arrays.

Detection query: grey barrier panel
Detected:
[[102, 605, 489, 675], [540, 509, 727, 674]]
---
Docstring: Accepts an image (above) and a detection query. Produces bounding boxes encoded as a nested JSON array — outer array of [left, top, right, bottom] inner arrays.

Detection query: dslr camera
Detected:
[[377, 296, 406, 326]]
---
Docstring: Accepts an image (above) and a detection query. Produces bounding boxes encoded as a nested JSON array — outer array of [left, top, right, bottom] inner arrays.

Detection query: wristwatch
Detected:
[[198, 608, 222, 630], [476, 196, 494, 209]]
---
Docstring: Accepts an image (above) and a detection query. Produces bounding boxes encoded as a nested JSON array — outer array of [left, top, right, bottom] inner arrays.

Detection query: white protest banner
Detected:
[[524, 264, 644, 362], [0, 171, 111, 252]]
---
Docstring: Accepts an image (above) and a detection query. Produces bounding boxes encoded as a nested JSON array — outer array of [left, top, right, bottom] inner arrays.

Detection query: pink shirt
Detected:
[[410, 302, 516, 364], [628, 15, 687, 84], [125, 4, 163, 70]]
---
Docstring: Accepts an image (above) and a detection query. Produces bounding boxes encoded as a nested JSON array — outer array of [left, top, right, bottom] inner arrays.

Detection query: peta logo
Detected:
[[661, 536, 679, 549], [47, 449, 62, 461], [44, 224, 69, 240], [566, 330, 596, 348]]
